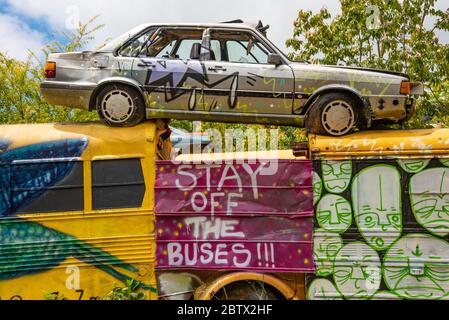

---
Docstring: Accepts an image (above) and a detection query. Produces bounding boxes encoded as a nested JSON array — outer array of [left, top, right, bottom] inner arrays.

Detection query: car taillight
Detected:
[[400, 81, 411, 95], [45, 61, 56, 78]]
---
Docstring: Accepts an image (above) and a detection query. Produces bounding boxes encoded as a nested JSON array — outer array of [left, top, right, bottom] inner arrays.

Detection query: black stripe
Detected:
[[145, 87, 306, 100]]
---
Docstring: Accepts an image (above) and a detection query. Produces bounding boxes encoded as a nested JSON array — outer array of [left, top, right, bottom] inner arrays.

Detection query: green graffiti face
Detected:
[[316, 194, 352, 233], [352, 165, 402, 251], [397, 159, 430, 173], [313, 171, 323, 205], [410, 168, 449, 236], [371, 291, 402, 300], [439, 158, 449, 167], [307, 278, 341, 300], [313, 229, 344, 277], [321, 160, 352, 193], [333, 242, 381, 299], [384, 234, 449, 300]]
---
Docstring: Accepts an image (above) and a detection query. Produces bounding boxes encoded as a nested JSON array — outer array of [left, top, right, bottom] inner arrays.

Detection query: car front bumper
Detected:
[[40, 81, 97, 110]]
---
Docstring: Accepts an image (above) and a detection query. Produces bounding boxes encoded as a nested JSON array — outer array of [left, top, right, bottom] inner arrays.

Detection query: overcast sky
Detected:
[[0, 0, 448, 61]]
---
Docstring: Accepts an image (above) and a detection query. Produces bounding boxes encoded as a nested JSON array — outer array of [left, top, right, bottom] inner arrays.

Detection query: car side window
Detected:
[[209, 40, 222, 61], [118, 29, 156, 57], [155, 40, 177, 58], [143, 28, 204, 59], [174, 39, 202, 60], [226, 39, 269, 64], [209, 30, 270, 64]]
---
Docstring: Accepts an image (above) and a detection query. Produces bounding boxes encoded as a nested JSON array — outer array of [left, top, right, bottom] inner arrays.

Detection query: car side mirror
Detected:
[[268, 53, 282, 65]]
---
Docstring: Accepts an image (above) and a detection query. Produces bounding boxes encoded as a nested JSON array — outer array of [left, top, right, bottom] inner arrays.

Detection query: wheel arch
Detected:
[[194, 272, 298, 300], [301, 85, 367, 116], [88, 77, 146, 110]]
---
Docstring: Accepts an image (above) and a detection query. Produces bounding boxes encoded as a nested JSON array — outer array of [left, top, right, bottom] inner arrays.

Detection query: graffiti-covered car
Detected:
[[40, 20, 424, 136]]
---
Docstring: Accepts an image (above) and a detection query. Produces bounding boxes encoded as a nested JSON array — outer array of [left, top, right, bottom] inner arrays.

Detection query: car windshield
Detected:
[[99, 24, 150, 51]]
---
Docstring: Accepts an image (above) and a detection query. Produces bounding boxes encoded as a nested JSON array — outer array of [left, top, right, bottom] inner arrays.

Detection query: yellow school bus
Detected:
[[0, 121, 171, 300]]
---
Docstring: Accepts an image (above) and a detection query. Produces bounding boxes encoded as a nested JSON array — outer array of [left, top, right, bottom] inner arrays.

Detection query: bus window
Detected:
[[12, 160, 84, 214], [91, 158, 145, 210]]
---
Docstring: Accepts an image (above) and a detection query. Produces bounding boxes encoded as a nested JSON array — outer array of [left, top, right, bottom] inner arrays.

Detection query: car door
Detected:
[[131, 28, 206, 113], [202, 29, 295, 117]]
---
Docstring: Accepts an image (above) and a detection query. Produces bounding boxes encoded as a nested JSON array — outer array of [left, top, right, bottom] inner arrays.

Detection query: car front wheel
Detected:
[[96, 84, 145, 127], [306, 92, 362, 136]]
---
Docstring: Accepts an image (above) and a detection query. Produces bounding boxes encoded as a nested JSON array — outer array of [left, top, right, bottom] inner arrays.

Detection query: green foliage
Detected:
[[0, 17, 101, 125], [170, 120, 305, 151], [102, 279, 147, 300], [44, 291, 67, 300], [286, 0, 449, 129]]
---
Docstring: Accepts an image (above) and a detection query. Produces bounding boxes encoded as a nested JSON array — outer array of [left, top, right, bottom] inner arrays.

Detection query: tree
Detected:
[[0, 16, 103, 124], [286, 0, 449, 128]]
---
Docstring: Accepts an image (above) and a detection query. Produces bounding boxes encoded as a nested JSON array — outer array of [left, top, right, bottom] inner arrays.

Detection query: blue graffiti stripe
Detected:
[[0, 139, 88, 216]]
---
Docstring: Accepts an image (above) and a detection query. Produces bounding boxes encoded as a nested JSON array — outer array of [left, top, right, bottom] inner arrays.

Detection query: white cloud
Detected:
[[3, 0, 342, 55], [3, 0, 446, 61], [0, 13, 46, 61]]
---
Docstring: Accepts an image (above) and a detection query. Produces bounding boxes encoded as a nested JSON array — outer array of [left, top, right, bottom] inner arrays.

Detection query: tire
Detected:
[[213, 281, 280, 300], [306, 92, 364, 136], [96, 84, 145, 127]]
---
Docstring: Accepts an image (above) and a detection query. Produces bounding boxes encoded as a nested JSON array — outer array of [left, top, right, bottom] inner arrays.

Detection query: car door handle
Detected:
[[208, 66, 227, 72], [137, 62, 156, 68]]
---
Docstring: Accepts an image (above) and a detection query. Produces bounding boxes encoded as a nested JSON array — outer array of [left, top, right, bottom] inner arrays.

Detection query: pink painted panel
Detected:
[[155, 160, 314, 272]]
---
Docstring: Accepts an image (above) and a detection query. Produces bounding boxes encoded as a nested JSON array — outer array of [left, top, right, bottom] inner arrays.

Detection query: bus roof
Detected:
[[0, 121, 168, 160], [309, 128, 449, 159], [176, 149, 300, 161]]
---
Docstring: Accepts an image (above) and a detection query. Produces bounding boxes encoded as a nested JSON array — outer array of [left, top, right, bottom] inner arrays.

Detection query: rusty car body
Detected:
[[40, 20, 424, 136]]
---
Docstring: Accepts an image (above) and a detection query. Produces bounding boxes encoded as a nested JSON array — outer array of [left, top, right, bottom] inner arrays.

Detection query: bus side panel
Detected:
[[307, 158, 449, 300], [0, 136, 158, 300]]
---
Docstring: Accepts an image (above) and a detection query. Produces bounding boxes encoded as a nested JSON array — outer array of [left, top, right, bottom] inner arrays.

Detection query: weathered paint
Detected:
[[154, 160, 314, 272], [308, 158, 449, 300], [309, 128, 449, 159], [0, 122, 171, 300]]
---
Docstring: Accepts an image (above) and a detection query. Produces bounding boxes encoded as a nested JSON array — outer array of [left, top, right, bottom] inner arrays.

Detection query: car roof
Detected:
[[139, 21, 260, 31]]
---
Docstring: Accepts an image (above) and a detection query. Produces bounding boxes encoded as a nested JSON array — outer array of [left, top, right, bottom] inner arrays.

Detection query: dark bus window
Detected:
[[92, 159, 145, 210], [11, 161, 84, 214]]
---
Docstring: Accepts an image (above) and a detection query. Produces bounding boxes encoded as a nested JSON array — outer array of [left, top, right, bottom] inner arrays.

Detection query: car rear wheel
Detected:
[[306, 92, 362, 136], [96, 84, 145, 127]]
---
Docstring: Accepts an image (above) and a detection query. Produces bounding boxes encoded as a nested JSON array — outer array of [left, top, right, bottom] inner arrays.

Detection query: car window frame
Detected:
[[226, 39, 269, 64], [117, 26, 207, 60], [204, 27, 287, 66], [114, 27, 159, 57]]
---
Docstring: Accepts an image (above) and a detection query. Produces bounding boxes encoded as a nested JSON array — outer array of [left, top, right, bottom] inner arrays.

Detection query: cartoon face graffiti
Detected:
[[313, 229, 343, 276], [397, 159, 430, 173], [307, 278, 341, 300], [333, 242, 381, 299], [384, 234, 449, 299], [410, 168, 449, 236], [352, 165, 402, 251], [313, 171, 323, 205], [316, 194, 352, 233], [321, 160, 352, 193]]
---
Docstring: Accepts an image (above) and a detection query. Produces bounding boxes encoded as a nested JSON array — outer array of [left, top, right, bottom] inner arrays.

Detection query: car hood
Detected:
[[289, 62, 410, 80], [323, 65, 410, 79]]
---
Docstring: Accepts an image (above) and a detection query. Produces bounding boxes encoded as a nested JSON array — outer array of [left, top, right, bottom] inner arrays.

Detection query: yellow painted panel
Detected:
[[0, 260, 157, 300], [309, 128, 449, 159]]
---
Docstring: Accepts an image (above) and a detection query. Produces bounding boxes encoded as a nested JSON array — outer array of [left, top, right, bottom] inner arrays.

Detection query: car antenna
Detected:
[[220, 19, 244, 24], [256, 20, 270, 35]]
